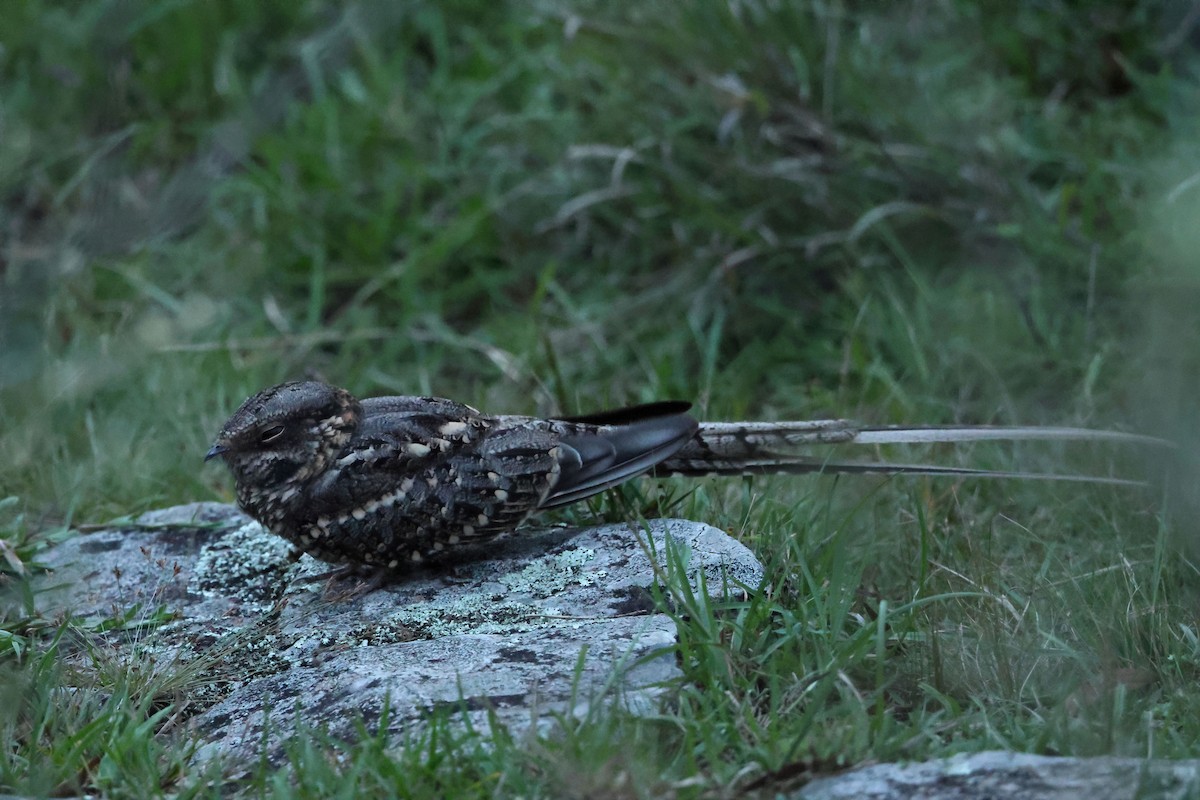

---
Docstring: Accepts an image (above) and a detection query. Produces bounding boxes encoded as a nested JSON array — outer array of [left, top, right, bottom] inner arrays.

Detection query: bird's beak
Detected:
[[204, 442, 229, 462]]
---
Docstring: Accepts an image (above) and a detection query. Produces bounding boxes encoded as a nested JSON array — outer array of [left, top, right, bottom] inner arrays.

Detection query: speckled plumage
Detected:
[[206, 381, 698, 567], [207, 381, 1162, 568]]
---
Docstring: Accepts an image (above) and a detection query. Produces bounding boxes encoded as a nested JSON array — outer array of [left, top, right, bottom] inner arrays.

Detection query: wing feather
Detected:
[[539, 406, 699, 509]]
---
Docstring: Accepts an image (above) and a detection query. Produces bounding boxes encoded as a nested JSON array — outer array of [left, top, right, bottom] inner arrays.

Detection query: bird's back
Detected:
[[245, 390, 698, 567]]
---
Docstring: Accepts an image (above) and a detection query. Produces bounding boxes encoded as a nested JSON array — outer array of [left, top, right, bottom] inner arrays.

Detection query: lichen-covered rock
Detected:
[[794, 750, 1200, 800], [39, 504, 763, 762]]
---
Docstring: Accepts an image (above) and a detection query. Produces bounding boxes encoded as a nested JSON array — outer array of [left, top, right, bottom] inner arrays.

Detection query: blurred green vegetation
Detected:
[[4, 0, 1200, 795]]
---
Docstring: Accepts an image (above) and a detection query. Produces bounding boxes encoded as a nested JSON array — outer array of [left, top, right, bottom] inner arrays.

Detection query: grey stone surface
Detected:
[[39, 506, 1200, 796], [40, 504, 762, 762], [795, 750, 1200, 800]]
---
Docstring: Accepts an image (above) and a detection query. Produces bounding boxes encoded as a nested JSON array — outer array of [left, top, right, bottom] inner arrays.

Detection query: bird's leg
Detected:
[[321, 566, 394, 601]]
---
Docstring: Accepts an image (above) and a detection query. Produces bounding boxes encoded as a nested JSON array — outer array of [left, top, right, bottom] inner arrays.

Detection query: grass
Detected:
[[3, 0, 1200, 795]]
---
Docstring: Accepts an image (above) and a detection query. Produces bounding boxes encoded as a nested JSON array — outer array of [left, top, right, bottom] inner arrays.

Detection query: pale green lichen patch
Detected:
[[380, 593, 565, 640], [198, 629, 295, 684], [146, 615, 298, 717], [344, 618, 421, 647], [499, 547, 604, 598], [191, 522, 294, 610], [338, 546, 612, 645]]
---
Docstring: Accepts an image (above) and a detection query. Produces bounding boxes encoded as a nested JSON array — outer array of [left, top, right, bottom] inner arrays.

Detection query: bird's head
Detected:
[[206, 381, 361, 493]]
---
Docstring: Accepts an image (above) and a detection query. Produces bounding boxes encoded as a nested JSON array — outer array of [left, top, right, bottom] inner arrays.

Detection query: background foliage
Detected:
[[4, 1, 1200, 796]]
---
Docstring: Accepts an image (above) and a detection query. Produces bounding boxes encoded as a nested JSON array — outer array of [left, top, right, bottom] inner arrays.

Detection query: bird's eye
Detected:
[[259, 425, 286, 443]]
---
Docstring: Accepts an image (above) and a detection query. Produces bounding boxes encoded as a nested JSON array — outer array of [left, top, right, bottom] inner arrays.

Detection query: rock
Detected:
[[794, 750, 1200, 800], [39, 504, 763, 763], [41, 505, 1200, 796]]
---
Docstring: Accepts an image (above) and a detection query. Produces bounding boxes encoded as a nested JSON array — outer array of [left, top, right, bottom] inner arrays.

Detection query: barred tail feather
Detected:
[[652, 457, 1149, 486], [654, 421, 1173, 485]]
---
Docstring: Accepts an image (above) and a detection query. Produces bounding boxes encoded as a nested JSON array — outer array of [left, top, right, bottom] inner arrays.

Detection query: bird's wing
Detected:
[[537, 403, 699, 509]]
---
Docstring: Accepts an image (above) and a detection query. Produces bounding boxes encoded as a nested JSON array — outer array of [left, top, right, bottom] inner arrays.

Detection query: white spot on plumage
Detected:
[[352, 508, 366, 521], [410, 550, 423, 562], [407, 442, 431, 457], [336, 452, 357, 467], [477, 513, 489, 526], [439, 420, 468, 436], [449, 533, 462, 543], [494, 489, 508, 501]]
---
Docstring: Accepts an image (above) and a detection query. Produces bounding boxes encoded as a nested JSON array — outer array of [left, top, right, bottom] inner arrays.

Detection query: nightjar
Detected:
[[207, 380, 1162, 568]]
